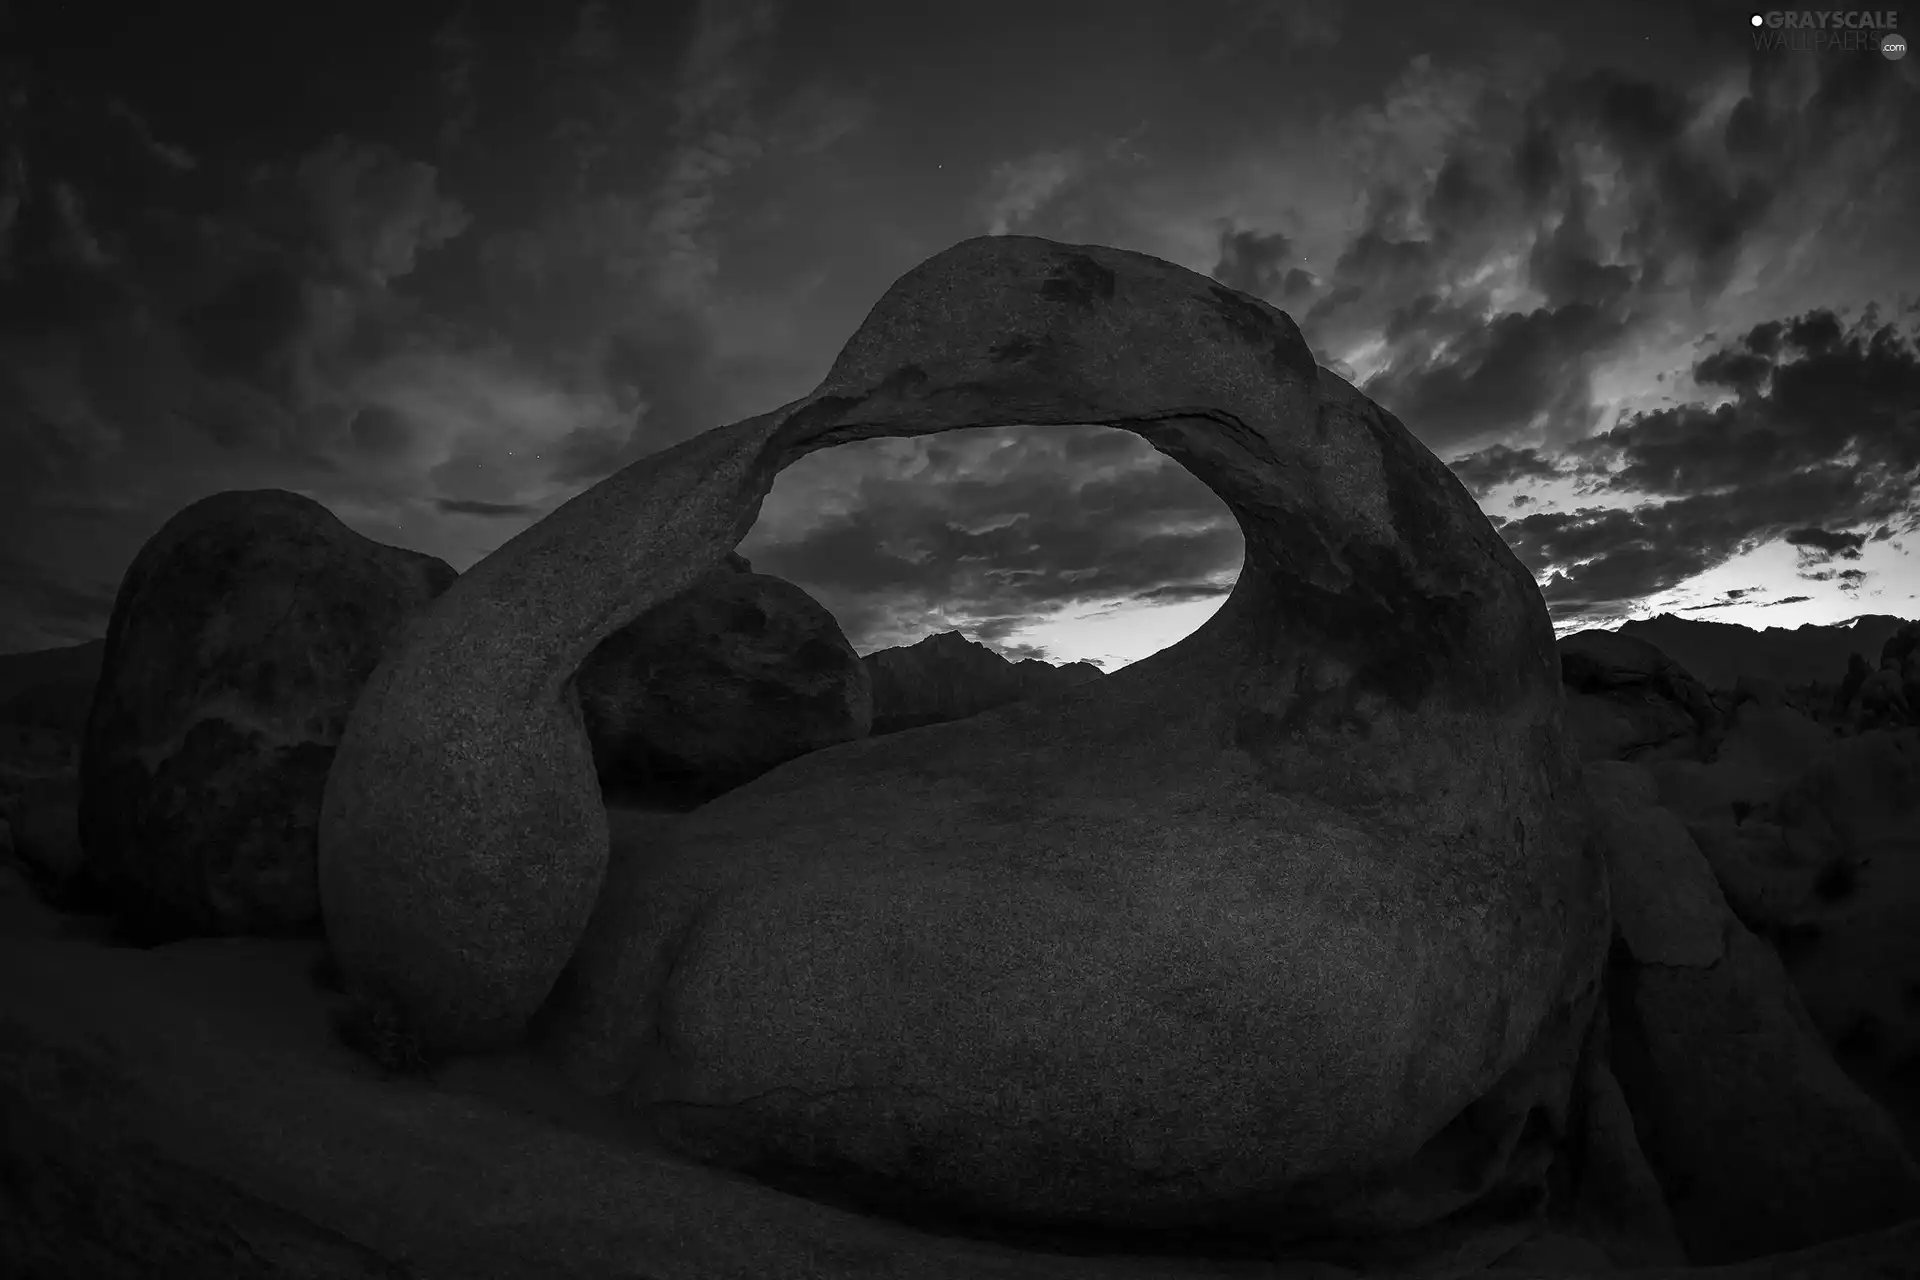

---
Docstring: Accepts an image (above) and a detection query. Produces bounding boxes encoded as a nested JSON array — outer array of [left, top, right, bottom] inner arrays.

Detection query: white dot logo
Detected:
[[1750, 12, 1765, 25], [1886, 32, 1908, 59]]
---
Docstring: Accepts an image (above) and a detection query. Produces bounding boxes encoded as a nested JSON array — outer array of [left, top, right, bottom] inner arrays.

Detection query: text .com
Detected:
[[1750, 10, 1906, 54]]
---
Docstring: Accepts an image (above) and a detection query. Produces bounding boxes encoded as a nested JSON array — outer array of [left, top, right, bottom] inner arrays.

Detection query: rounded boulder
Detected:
[[81, 489, 456, 942]]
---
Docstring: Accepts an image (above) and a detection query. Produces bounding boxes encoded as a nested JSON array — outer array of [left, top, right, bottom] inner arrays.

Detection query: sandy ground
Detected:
[[0, 803, 690, 1160]]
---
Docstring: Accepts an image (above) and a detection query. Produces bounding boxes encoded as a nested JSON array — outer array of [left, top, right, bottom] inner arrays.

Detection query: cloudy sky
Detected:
[[3, 0, 1916, 669]]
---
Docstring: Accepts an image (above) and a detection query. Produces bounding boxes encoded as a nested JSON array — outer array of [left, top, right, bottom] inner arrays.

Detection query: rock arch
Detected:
[[318, 236, 1607, 1228]]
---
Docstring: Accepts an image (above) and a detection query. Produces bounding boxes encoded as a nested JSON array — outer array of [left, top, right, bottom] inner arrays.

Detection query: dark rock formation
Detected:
[[1015, 657, 1104, 694], [1833, 652, 1873, 719], [320, 233, 1610, 1246], [79, 489, 456, 943], [0, 639, 103, 777], [0, 638, 104, 708], [1584, 762, 1920, 1263], [1644, 720, 1920, 1161], [1879, 620, 1920, 678], [1617, 613, 1913, 692], [574, 554, 871, 809], [1558, 630, 1720, 764], [862, 629, 1103, 735], [2, 772, 83, 905], [0, 639, 101, 738], [1856, 666, 1912, 729], [9, 919, 1920, 1278]]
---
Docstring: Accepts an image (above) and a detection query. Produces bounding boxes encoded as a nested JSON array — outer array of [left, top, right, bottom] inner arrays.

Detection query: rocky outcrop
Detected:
[[1558, 630, 1721, 764], [9, 918, 1920, 1280], [0, 638, 101, 739], [574, 554, 872, 809], [1, 773, 84, 906], [862, 630, 1103, 735], [0, 640, 102, 780], [1832, 652, 1873, 719], [1652, 721, 1920, 1158], [0, 638, 104, 709], [1583, 761, 1920, 1263], [320, 233, 1610, 1247], [79, 490, 456, 943], [1616, 613, 1913, 692], [1883, 621, 1920, 720]]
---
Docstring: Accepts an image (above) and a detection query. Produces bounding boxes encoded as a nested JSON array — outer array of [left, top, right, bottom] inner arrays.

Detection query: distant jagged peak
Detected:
[[916, 628, 985, 651], [873, 630, 1102, 672]]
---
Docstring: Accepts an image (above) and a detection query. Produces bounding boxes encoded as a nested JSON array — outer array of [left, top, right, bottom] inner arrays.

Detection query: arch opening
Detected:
[[317, 234, 1597, 1171]]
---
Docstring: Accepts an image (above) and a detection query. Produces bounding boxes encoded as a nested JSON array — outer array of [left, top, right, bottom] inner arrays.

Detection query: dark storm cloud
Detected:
[[1206, 0, 1342, 57], [1785, 526, 1866, 559], [1526, 67, 1787, 305], [1579, 309, 1920, 497], [0, 65, 469, 436], [749, 425, 1240, 653], [0, 0, 875, 650], [1494, 308, 1920, 625], [1370, 298, 1624, 451], [182, 264, 310, 392], [1312, 224, 1433, 311], [1210, 225, 1316, 304], [1306, 170, 1639, 452], [595, 321, 721, 455], [1445, 443, 1565, 497], [0, 48, 494, 648], [1302, 40, 1915, 458], [436, 498, 536, 517], [1424, 155, 1496, 237], [1692, 346, 1770, 395], [1131, 581, 1236, 605], [348, 403, 415, 457], [1682, 585, 1767, 612]]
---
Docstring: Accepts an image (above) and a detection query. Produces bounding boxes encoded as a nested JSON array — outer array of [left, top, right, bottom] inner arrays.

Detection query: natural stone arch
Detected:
[[317, 236, 1607, 1158]]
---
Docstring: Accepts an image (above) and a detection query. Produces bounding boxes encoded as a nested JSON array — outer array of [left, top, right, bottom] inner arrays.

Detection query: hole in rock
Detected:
[[565, 414, 1586, 1254], [576, 423, 1242, 811]]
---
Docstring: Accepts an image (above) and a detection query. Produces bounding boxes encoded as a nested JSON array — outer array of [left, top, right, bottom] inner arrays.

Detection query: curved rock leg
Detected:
[[320, 236, 1611, 1235]]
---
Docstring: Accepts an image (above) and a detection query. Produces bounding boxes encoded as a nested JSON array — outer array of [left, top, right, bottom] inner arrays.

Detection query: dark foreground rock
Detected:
[[0, 639, 101, 776], [1558, 630, 1720, 765], [1883, 622, 1920, 719], [575, 553, 872, 808], [1652, 725, 1920, 1157], [80, 490, 456, 944], [1584, 762, 1920, 1263], [3, 897, 1919, 1279], [1, 772, 83, 905], [862, 630, 1104, 735]]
